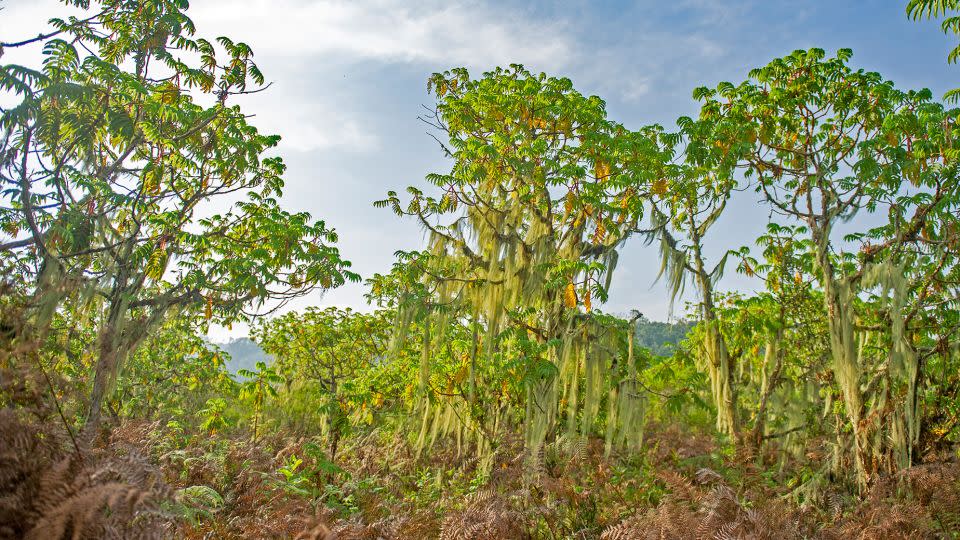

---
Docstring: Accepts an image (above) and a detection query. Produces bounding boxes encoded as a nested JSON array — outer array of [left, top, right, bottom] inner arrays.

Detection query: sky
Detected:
[[2, 0, 957, 341]]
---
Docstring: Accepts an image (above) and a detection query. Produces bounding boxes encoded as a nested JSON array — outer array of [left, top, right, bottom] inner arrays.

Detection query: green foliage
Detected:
[[172, 485, 225, 525], [633, 316, 693, 358], [908, 0, 960, 101], [266, 441, 345, 500], [0, 0, 356, 430], [117, 315, 236, 420], [238, 361, 282, 441], [3, 2, 960, 535], [198, 398, 232, 434]]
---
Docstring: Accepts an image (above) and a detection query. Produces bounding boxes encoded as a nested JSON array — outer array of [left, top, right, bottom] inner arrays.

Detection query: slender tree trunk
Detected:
[[86, 342, 121, 434], [815, 234, 870, 488], [691, 236, 738, 440], [83, 295, 166, 434], [750, 328, 784, 448], [328, 361, 340, 464], [251, 398, 260, 443], [702, 308, 738, 438]]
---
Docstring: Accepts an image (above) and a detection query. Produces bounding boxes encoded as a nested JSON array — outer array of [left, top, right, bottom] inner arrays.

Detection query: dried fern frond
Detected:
[[658, 470, 700, 504], [694, 467, 724, 486], [293, 522, 336, 540], [439, 490, 524, 540], [25, 482, 156, 540], [1, 390, 173, 539]]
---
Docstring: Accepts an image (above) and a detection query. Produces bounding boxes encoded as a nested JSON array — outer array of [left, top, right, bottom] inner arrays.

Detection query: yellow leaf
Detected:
[[652, 178, 668, 196], [584, 288, 592, 312], [1, 221, 19, 235], [594, 161, 610, 180], [144, 166, 161, 195], [454, 364, 468, 385], [907, 163, 921, 186], [593, 221, 606, 244], [564, 282, 577, 309]]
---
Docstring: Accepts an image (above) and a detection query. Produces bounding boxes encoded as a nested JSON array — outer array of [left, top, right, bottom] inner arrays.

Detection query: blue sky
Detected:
[[3, 0, 957, 339]]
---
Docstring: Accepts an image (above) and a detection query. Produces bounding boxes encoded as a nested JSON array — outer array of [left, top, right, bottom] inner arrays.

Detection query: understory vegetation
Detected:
[[2, 1, 960, 538]]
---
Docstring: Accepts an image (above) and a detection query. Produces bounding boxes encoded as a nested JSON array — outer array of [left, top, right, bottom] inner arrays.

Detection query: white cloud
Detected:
[[188, 0, 574, 70], [281, 118, 378, 153], [247, 96, 380, 153], [4, 0, 573, 154], [183, 0, 578, 153], [620, 77, 652, 101]]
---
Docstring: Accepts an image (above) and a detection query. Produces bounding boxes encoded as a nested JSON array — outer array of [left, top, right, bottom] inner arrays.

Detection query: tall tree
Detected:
[[648, 113, 749, 439], [0, 0, 358, 430], [376, 66, 667, 458], [697, 48, 960, 485]]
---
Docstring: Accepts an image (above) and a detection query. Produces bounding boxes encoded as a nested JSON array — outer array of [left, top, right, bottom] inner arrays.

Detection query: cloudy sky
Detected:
[[2, 0, 957, 339]]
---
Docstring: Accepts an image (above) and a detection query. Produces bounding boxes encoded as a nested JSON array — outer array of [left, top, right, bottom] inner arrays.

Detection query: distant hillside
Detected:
[[217, 337, 270, 375], [211, 322, 690, 373], [634, 316, 693, 357]]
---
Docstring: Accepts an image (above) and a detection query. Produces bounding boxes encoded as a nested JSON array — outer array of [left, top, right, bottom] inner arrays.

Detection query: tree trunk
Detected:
[[703, 316, 738, 438], [750, 329, 783, 448], [692, 244, 738, 440], [85, 328, 123, 434], [817, 243, 870, 488], [83, 303, 163, 434], [328, 361, 339, 464]]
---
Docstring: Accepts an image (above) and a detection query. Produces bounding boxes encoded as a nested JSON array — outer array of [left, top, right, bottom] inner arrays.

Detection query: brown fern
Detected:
[[439, 490, 524, 540], [0, 411, 175, 539]]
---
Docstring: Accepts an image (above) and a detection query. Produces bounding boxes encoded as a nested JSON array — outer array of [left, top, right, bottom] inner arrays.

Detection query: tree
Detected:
[[254, 307, 389, 461], [237, 361, 281, 443], [632, 316, 693, 358], [735, 223, 829, 450], [647, 112, 749, 439], [0, 0, 358, 431], [697, 48, 960, 485], [375, 65, 667, 459], [907, 0, 960, 101]]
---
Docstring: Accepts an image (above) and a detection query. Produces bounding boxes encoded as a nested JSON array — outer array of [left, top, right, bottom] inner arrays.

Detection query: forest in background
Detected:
[[2, 1, 960, 538]]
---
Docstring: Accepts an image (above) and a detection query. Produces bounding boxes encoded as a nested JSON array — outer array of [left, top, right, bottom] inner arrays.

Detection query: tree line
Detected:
[[1, 1, 958, 515]]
